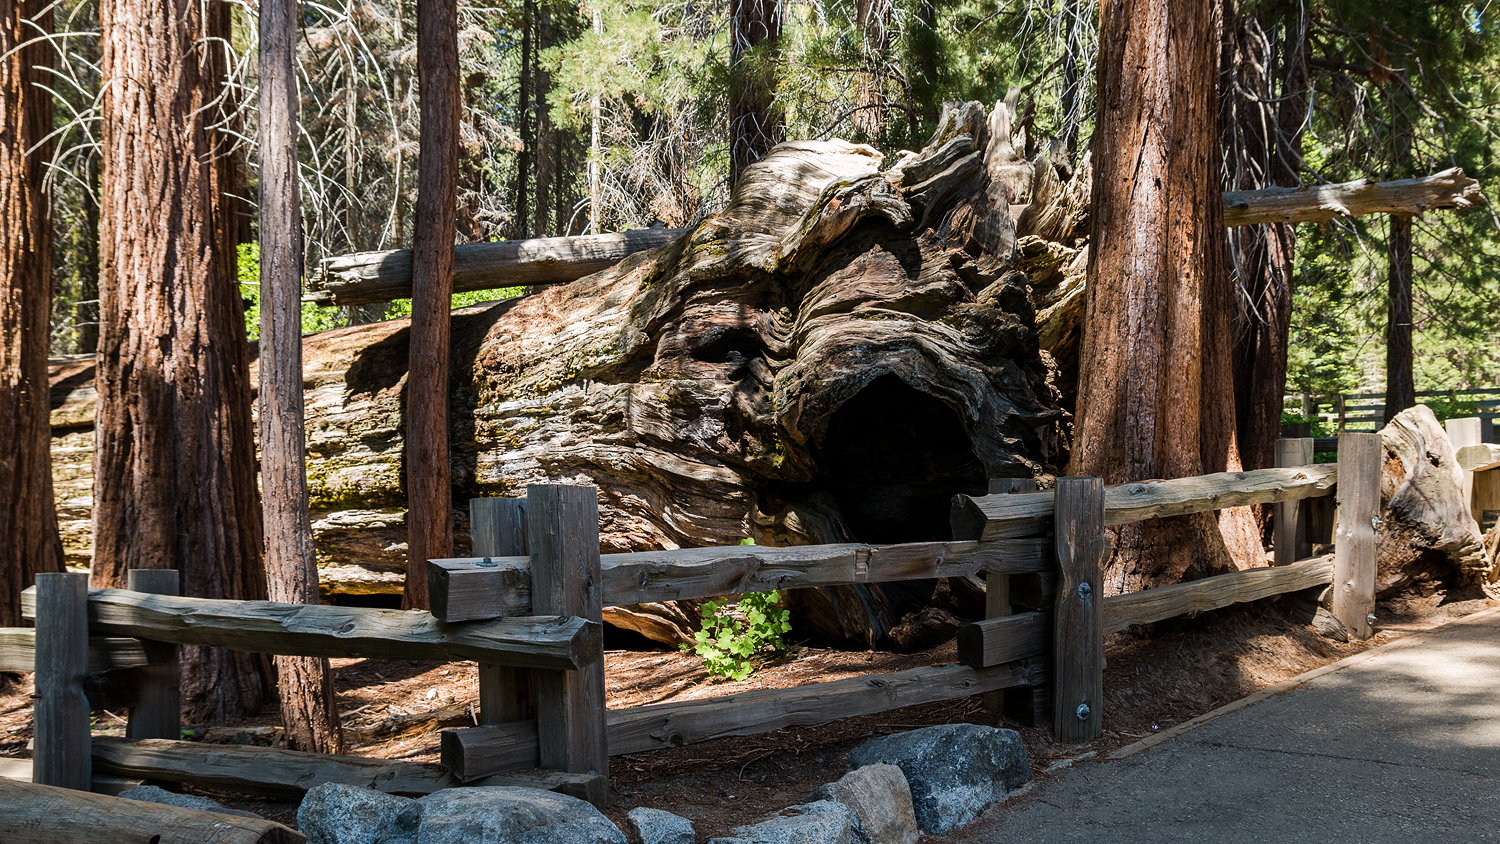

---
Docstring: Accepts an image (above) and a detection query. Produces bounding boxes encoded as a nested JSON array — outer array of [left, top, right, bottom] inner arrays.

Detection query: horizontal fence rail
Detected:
[[950, 465, 1338, 542], [21, 587, 597, 671], [429, 538, 1053, 623]]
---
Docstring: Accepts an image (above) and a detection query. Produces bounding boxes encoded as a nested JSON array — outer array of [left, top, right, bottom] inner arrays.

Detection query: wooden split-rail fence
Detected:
[[6, 434, 1389, 809]]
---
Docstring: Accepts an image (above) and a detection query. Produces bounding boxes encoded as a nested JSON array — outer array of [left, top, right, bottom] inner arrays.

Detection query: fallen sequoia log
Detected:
[[54, 102, 1071, 649], [0, 776, 304, 844], [45, 101, 1488, 648]]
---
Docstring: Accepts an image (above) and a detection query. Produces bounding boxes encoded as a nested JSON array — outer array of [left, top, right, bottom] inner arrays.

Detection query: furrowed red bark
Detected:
[[1073, 0, 1262, 593], [95, 0, 272, 720], [406, 0, 461, 609], [260, 0, 342, 752], [0, 0, 64, 627], [729, 0, 783, 179]]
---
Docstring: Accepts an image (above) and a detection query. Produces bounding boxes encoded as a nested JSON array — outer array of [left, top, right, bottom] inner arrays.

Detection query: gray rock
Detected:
[[624, 807, 696, 844], [415, 787, 626, 844], [846, 724, 1030, 834], [812, 764, 918, 844], [297, 783, 421, 844], [708, 800, 853, 844], [119, 784, 264, 820]]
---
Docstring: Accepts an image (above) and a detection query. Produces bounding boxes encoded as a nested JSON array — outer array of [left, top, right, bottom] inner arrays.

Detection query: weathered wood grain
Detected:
[[956, 611, 1049, 669], [1334, 434, 1381, 639], [89, 736, 601, 801], [33, 572, 90, 790], [608, 660, 1045, 756], [1457, 443, 1500, 473], [467, 497, 537, 728], [0, 777, 305, 844], [427, 556, 531, 622], [951, 465, 1340, 541], [1449, 419, 1485, 515], [428, 538, 1052, 624], [124, 569, 180, 742], [1221, 168, 1483, 227], [1102, 555, 1334, 635], [981, 478, 1039, 719], [527, 485, 609, 808], [1274, 438, 1315, 567], [440, 719, 540, 780], [308, 227, 688, 307], [0, 629, 149, 673], [21, 587, 596, 670], [1052, 478, 1104, 743]]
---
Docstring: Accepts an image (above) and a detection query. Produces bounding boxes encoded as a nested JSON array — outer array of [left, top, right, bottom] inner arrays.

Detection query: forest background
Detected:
[[36, 0, 1500, 399]]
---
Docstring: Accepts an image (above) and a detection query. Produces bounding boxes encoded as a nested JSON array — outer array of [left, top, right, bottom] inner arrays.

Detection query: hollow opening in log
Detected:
[[818, 375, 985, 544]]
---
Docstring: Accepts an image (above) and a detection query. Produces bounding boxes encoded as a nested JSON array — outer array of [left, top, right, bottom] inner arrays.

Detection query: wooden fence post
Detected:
[[1274, 438, 1315, 566], [527, 485, 608, 807], [1447, 417, 1482, 518], [34, 572, 91, 790], [984, 478, 1045, 725], [124, 570, 180, 741], [470, 497, 537, 725], [1333, 433, 1381, 640], [1052, 477, 1104, 743]]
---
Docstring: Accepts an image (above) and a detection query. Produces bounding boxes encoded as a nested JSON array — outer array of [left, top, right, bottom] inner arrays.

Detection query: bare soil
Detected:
[[1, 583, 1491, 840]]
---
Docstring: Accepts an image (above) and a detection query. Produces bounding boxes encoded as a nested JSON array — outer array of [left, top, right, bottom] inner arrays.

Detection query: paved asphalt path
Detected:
[[975, 607, 1500, 843]]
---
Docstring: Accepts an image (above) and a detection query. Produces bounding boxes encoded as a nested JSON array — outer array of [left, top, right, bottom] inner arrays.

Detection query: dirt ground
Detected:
[[0, 583, 1492, 839]]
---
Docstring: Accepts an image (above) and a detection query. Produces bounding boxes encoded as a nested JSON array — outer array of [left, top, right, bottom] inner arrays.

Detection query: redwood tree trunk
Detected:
[[729, 0, 783, 178], [1225, 5, 1306, 475], [1385, 212, 1415, 422], [0, 0, 64, 627], [406, 0, 460, 609], [94, 0, 272, 721], [260, 0, 342, 752], [1073, 0, 1262, 593]]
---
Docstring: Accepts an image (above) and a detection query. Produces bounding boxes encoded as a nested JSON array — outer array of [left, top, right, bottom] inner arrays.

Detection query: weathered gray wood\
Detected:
[[309, 227, 688, 307], [0, 629, 148, 674], [1333, 433, 1382, 639], [440, 719, 540, 780], [468, 497, 537, 727], [1052, 477, 1105, 743], [956, 611, 1050, 669], [33, 572, 91, 790], [1274, 438, 1315, 567], [124, 569, 180, 741], [1221, 167, 1483, 227], [609, 659, 1045, 756], [0, 777, 305, 844], [21, 587, 595, 670], [951, 464, 1339, 541], [427, 538, 1051, 624], [527, 485, 609, 808], [89, 736, 600, 801], [1102, 555, 1334, 635], [982, 477, 1046, 723]]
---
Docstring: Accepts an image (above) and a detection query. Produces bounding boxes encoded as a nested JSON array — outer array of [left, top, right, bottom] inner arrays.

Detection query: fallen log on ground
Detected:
[[0, 776, 304, 844], [52, 103, 1071, 648], [45, 102, 1485, 648]]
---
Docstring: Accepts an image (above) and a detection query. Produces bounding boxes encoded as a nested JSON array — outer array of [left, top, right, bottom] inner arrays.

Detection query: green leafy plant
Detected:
[[681, 591, 791, 681]]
